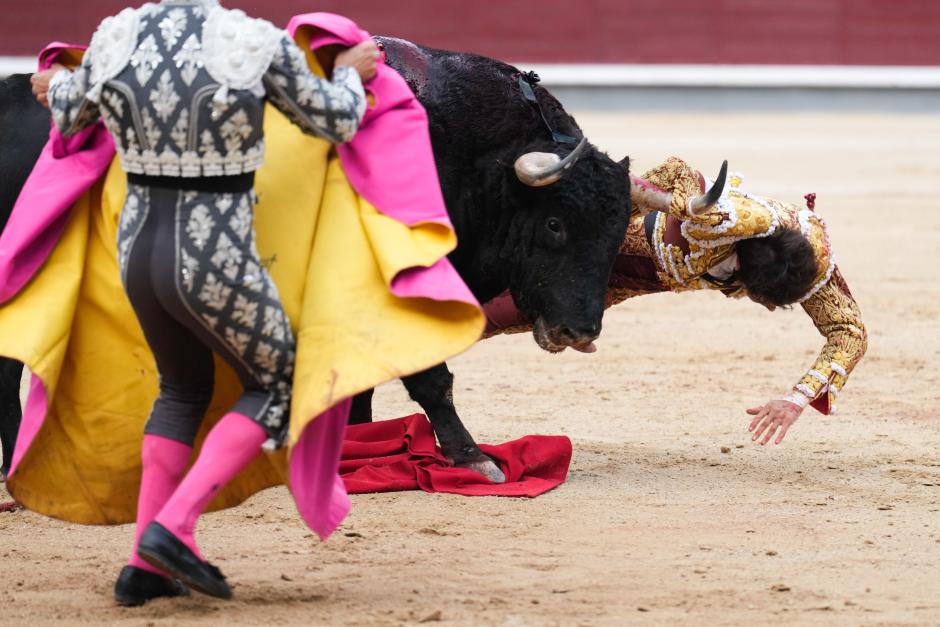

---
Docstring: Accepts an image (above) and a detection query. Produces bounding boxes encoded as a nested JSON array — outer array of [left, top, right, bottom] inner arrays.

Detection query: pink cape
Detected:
[[0, 43, 114, 305], [1, 43, 116, 479], [287, 12, 474, 303], [0, 26, 475, 539]]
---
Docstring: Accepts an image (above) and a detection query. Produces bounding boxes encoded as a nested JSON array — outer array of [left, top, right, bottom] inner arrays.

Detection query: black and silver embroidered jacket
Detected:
[[48, 0, 366, 177]]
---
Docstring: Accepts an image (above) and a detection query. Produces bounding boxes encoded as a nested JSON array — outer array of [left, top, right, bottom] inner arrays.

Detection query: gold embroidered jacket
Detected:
[[633, 157, 866, 414], [483, 157, 867, 415]]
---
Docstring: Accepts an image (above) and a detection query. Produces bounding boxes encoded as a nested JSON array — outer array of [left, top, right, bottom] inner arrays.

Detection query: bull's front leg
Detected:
[[348, 388, 375, 425], [401, 362, 506, 483], [0, 357, 24, 480]]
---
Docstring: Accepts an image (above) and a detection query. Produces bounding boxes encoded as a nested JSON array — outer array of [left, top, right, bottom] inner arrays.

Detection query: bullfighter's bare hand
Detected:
[[335, 41, 380, 83], [746, 399, 802, 445], [30, 64, 67, 108]]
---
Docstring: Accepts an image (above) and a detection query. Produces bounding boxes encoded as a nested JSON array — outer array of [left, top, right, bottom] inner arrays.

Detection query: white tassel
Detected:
[[210, 84, 229, 120]]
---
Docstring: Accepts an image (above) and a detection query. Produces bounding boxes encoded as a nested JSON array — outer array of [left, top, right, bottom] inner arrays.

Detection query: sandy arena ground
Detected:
[[2, 109, 939, 626]]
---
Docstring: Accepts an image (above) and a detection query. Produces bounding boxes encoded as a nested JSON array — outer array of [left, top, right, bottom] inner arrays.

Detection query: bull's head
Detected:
[[501, 138, 630, 354]]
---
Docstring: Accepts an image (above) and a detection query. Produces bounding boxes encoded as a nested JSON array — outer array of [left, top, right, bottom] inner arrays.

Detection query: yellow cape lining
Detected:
[[0, 102, 483, 524]]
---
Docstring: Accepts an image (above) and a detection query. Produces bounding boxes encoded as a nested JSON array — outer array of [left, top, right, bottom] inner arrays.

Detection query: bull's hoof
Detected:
[[456, 456, 506, 483]]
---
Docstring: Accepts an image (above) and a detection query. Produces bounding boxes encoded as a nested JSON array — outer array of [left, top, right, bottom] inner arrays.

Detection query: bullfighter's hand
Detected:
[[335, 41, 380, 83], [30, 64, 67, 108], [746, 399, 803, 445]]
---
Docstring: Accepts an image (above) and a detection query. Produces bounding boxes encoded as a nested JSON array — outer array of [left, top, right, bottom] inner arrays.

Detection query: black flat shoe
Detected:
[[137, 522, 232, 600], [113, 565, 189, 607]]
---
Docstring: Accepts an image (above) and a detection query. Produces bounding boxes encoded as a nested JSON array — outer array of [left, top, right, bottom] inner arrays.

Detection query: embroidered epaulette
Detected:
[[203, 7, 283, 104], [86, 6, 143, 102]]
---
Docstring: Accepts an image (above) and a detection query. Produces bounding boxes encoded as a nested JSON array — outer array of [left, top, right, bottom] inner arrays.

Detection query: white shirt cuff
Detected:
[[780, 391, 810, 409]]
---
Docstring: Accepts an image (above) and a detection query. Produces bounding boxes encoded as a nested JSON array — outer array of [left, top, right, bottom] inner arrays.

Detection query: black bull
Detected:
[[0, 38, 633, 482]]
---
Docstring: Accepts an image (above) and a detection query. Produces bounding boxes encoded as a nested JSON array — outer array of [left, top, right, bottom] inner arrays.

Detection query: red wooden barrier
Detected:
[[3, 0, 939, 65]]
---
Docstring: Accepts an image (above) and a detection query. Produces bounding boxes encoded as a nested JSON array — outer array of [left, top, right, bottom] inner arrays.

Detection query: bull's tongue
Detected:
[[571, 341, 597, 354]]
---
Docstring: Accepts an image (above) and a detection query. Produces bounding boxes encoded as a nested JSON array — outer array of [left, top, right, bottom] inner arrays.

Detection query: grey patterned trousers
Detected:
[[117, 180, 295, 446]]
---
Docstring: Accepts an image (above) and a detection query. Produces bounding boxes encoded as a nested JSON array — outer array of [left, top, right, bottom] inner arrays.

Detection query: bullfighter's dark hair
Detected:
[[736, 227, 818, 307]]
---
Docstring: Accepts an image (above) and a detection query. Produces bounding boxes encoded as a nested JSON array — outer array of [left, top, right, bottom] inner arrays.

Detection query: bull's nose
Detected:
[[560, 322, 600, 342]]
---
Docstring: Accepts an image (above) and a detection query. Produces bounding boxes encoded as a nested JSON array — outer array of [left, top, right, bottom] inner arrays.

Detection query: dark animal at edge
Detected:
[[0, 39, 635, 483], [0, 74, 49, 479]]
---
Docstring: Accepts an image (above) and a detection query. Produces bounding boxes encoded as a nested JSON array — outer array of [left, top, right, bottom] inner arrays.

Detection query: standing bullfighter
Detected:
[[30, 0, 377, 604], [486, 156, 867, 445]]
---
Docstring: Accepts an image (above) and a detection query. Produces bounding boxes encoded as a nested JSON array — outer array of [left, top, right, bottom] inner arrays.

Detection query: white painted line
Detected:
[[0, 57, 36, 75], [511, 64, 940, 89], [5, 55, 940, 89]]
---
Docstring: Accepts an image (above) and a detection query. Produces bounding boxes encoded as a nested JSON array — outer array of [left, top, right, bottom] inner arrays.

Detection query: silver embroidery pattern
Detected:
[[124, 126, 141, 156], [199, 272, 232, 311], [130, 34, 163, 86], [295, 74, 327, 109], [102, 88, 125, 118], [254, 342, 279, 371], [263, 42, 366, 144], [186, 204, 215, 250], [173, 34, 203, 86], [220, 110, 252, 152], [119, 179, 292, 443], [175, 189, 295, 438], [215, 194, 233, 214], [198, 129, 223, 174], [116, 185, 150, 286], [262, 305, 287, 342], [232, 293, 259, 328], [158, 8, 187, 50], [169, 108, 190, 150], [99, 89, 127, 142], [242, 260, 265, 293], [48, 2, 364, 179], [210, 231, 243, 280], [181, 248, 199, 292], [223, 327, 251, 356], [140, 108, 161, 149], [150, 70, 180, 122], [228, 200, 252, 240], [48, 63, 101, 133]]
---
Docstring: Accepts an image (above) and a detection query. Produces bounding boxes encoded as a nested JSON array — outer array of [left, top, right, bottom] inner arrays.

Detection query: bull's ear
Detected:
[[618, 156, 630, 172]]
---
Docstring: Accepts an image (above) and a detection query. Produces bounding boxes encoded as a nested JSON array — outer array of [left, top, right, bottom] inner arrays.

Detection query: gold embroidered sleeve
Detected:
[[793, 267, 867, 415]]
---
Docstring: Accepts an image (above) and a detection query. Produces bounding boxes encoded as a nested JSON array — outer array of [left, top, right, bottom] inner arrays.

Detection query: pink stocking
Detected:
[[153, 412, 266, 559], [128, 435, 192, 575]]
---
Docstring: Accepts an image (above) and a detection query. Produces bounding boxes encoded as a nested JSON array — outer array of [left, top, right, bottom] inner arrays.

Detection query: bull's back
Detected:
[[378, 36, 579, 159], [0, 74, 49, 229]]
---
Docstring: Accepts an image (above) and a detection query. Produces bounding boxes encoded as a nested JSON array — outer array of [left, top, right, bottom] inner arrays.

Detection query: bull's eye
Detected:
[[546, 217, 562, 233]]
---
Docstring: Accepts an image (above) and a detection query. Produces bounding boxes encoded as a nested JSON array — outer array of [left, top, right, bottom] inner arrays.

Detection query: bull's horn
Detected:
[[629, 175, 674, 214], [630, 160, 729, 216], [514, 137, 589, 187], [688, 159, 728, 215]]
